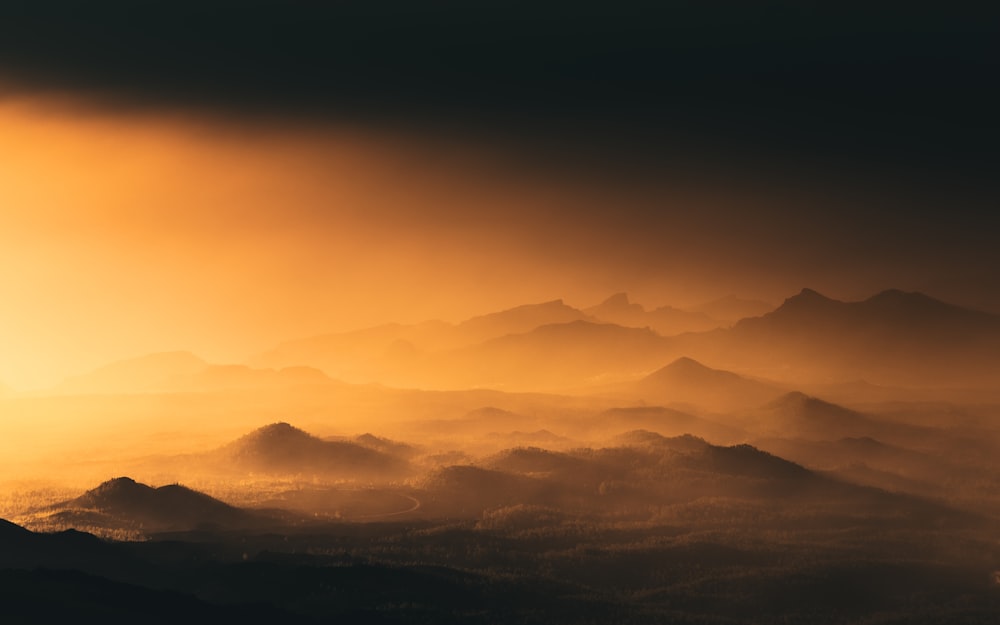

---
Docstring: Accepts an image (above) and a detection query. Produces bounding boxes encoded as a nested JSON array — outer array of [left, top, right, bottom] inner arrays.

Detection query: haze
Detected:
[[1, 4, 998, 624], [2, 94, 997, 390]]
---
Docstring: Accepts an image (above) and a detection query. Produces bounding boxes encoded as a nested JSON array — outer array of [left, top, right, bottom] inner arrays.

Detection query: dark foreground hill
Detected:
[[39, 477, 263, 534]]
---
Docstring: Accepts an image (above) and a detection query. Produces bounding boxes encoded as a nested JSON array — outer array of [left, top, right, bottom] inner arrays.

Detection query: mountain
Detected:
[[432, 321, 675, 390], [163, 364, 331, 392], [677, 288, 1000, 387], [0, 516, 31, 537], [54, 351, 208, 394], [352, 433, 417, 458], [685, 295, 775, 323], [483, 447, 593, 477], [585, 293, 721, 335], [248, 320, 454, 381], [250, 300, 595, 385], [51, 353, 330, 395], [613, 431, 712, 454], [455, 299, 596, 344], [630, 357, 783, 412], [690, 443, 812, 480], [591, 406, 743, 443], [747, 391, 932, 443], [421, 465, 555, 515], [217, 422, 409, 479], [48, 477, 258, 533], [751, 435, 979, 496]]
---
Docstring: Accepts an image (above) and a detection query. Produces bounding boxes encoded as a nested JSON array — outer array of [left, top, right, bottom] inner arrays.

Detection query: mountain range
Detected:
[[53, 351, 332, 395], [681, 288, 1000, 386], [49, 288, 1000, 395]]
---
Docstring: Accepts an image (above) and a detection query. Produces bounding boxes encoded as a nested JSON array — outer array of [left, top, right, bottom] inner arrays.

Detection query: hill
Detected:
[[746, 392, 940, 446], [40, 477, 259, 533], [630, 356, 783, 412], [216, 422, 409, 479], [591, 406, 743, 444]]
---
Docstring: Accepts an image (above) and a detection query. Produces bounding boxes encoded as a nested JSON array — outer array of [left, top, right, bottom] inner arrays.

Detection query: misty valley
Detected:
[[3, 289, 1000, 624]]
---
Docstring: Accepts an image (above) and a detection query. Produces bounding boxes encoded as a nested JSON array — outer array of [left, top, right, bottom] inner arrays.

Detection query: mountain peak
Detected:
[[602, 292, 631, 307], [768, 390, 812, 407], [587, 292, 645, 315], [91, 476, 148, 494], [759, 288, 843, 319], [245, 422, 312, 442], [865, 289, 942, 308], [665, 356, 709, 371], [790, 288, 833, 303]]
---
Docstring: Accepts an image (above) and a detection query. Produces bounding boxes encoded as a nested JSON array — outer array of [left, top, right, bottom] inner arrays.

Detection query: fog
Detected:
[[2, 8, 999, 618]]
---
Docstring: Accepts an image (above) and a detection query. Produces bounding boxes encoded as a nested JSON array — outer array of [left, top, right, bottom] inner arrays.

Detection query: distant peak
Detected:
[[253, 422, 305, 436], [794, 288, 829, 300], [770, 391, 812, 405], [535, 298, 566, 308], [667, 356, 708, 369], [602, 292, 631, 306], [770, 288, 838, 312], [86, 476, 152, 497], [100, 476, 139, 487], [866, 288, 933, 304]]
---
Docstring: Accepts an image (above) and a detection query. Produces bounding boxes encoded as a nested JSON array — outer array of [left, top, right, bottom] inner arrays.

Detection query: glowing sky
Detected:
[[0, 3, 997, 389]]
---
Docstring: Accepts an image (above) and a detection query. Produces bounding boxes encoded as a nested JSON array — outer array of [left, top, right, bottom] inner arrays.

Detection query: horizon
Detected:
[[1, 5, 998, 623], [1, 285, 987, 392]]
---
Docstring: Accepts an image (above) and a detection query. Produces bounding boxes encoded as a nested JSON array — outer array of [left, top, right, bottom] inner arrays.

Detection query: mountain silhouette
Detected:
[[51, 477, 257, 532], [164, 364, 331, 392], [455, 299, 596, 344], [483, 447, 592, 477], [434, 320, 675, 390], [421, 465, 554, 515], [677, 288, 1000, 387], [54, 351, 208, 394], [749, 391, 916, 442], [50, 353, 332, 395], [685, 295, 775, 323], [753, 435, 980, 493], [631, 356, 783, 411], [249, 300, 595, 385], [585, 293, 721, 335], [0, 516, 31, 537], [692, 444, 812, 480], [613, 431, 712, 454], [218, 422, 409, 479], [248, 320, 454, 381], [352, 433, 417, 457], [594, 406, 742, 443]]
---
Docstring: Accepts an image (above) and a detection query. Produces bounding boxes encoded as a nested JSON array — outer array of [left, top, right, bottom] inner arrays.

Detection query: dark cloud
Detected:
[[1, 1, 997, 312], [0, 1, 997, 183]]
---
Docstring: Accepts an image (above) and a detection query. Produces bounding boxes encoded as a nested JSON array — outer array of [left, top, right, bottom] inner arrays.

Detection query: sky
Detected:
[[0, 2, 998, 389]]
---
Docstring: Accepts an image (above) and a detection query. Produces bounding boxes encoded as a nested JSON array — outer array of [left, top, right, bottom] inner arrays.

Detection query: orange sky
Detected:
[[1, 95, 996, 390], [0, 98, 680, 389]]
